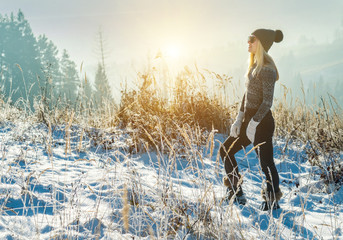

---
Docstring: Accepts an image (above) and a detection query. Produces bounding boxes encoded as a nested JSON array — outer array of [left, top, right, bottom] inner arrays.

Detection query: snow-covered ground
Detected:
[[0, 120, 342, 239]]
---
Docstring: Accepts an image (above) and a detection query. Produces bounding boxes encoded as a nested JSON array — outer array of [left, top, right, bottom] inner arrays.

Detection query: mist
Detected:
[[2, 0, 343, 105]]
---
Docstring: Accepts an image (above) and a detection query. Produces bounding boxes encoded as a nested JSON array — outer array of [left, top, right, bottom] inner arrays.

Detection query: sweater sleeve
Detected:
[[253, 68, 277, 122]]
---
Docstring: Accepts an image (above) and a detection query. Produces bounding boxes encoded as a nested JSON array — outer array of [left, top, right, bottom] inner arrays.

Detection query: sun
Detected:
[[164, 45, 181, 59]]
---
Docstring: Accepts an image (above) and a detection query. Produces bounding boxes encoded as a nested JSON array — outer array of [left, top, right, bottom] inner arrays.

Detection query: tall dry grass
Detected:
[[274, 90, 343, 187], [1, 62, 342, 186], [117, 65, 234, 155]]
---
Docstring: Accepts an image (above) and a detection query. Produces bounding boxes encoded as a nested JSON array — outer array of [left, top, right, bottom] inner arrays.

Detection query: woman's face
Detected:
[[248, 35, 258, 54]]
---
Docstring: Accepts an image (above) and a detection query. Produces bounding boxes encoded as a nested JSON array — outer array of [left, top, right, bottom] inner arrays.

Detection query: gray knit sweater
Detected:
[[239, 64, 277, 122]]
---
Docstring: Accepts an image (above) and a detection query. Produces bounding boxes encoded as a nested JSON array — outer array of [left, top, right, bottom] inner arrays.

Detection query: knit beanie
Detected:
[[252, 29, 283, 52]]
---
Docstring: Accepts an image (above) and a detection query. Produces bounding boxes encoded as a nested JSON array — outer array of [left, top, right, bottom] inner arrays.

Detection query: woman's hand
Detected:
[[246, 119, 259, 143], [230, 111, 244, 138]]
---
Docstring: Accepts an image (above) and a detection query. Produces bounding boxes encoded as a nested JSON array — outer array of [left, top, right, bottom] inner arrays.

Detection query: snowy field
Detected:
[[0, 119, 342, 239]]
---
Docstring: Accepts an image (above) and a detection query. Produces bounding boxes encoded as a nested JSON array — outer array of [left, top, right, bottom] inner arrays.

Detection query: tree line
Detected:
[[0, 10, 113, 111]]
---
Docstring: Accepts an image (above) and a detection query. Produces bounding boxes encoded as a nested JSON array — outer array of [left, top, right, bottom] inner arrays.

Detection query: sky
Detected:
[[1, 0, 343, 95]]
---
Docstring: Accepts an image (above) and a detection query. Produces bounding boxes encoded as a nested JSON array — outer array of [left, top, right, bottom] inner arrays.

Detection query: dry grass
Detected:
[[1, 63, 342, 186], [117, 66, 233, 155], [274, 91, 343, 186]]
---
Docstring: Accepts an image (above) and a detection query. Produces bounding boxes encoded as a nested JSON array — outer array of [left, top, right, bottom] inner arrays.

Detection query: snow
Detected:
[[0, 120, 342, 239]]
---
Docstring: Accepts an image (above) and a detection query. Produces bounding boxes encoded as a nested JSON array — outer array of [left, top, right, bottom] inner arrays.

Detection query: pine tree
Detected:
[[77, 72, 94, 110], [60, 49, 79, 104], [0, 10, 43, 109], [94, 63, 113, 105], [93, 29, 113, 106], [37, 34, 61, 107]]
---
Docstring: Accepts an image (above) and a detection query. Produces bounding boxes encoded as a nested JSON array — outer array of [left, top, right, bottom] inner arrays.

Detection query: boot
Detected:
[[223, 176, 246, 205], [260, 188, 282, 211], [260, 201, 280, 211], [225, 187, 247, 205]]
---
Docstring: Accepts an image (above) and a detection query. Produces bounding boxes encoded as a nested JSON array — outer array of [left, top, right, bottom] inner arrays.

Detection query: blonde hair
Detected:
[[246, 40, 279, 81]]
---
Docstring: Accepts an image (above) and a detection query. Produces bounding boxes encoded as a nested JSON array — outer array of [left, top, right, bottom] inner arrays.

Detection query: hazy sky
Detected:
[[2, 0, 343, 87]]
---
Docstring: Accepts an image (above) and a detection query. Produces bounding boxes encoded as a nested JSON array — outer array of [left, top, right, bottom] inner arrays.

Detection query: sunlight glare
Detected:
[[164, 45, 181, 59]]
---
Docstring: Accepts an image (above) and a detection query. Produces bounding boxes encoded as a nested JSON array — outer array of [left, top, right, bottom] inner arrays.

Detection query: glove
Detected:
[[230, 111, 244, 138], [246, 119, 259, 143]]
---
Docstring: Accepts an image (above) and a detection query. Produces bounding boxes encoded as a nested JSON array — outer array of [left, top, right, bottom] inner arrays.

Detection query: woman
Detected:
[[220, 29, 283, 211]]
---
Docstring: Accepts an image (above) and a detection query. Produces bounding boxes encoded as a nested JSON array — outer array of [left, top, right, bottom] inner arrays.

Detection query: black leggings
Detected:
[[220, 109, 280, 193]]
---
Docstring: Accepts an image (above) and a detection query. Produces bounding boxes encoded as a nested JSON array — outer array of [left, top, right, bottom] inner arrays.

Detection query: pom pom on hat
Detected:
[[274, 30, 283, 43]]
